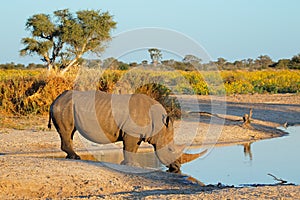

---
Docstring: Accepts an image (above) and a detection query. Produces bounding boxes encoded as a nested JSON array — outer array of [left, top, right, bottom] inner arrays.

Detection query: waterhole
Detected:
[[182, 126, 300, 186]]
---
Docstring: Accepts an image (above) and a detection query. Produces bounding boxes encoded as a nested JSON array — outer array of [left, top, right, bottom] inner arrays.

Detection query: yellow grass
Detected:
[[0, 69, 299, 115]]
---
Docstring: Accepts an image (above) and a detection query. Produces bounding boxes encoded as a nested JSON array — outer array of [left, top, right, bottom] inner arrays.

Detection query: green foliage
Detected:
[[289, 54, 300, 69], [271, 59, 290, 69], [20, 9, 116, 71], [118, 62, 130, 70]]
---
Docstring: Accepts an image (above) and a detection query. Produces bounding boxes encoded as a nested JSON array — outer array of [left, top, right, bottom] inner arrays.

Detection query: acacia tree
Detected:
[[182, 55, 202, 64], [255, 55, 273, 69], [148, 48, 162, 65], [289, 54, 300, 69], [20, 9, 116, 73]]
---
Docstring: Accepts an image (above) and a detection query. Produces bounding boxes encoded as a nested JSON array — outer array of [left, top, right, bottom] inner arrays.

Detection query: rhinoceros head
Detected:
[[153, 116, 202, 173]]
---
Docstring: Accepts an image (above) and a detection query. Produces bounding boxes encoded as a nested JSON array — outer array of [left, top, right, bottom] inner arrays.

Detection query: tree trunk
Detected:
[[242, 108, 253, 128], [47, 63, 53, 71], [61, 49, 84, 75], [61, 58, 79, 75]]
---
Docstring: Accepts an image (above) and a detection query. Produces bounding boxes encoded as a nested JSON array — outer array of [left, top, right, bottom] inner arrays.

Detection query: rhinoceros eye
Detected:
[[168, 146, 175, 152]]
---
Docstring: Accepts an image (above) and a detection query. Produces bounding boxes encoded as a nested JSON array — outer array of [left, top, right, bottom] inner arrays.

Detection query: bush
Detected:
[[0, 70, 73, 115], [135, 83, 181, 119]]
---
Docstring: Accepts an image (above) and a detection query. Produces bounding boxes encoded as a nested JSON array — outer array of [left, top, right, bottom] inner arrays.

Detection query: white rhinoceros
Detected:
[[48, 90, 201, 173]]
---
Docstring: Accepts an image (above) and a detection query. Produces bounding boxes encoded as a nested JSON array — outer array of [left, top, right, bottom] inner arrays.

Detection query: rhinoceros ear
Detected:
[[163, 115, 170, 128]]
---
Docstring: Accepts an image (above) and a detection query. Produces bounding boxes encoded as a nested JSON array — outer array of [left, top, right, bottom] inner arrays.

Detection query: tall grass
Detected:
[[0, 69, 299, 116]]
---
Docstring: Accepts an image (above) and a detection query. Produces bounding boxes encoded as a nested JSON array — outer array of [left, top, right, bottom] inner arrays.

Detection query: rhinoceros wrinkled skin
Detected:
[[48, 90, 200, 173]]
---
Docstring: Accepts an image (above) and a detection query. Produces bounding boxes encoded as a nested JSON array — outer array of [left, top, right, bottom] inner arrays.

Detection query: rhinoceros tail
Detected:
[[48, 110, 52, 130]]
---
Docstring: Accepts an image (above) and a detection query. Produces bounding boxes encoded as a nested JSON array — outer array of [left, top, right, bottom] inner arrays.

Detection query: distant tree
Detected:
[[210, 57, 227, 70], [161, 59, 177, 68], [102, 57, 118, 69], [20, 9, 116, 73], [240, 59, 248, 68], [166, 59, 175, 65], [270, 59, 290, 69], [0, 62, 25, 69], [289, 54, 300, 69], [183, 55, 202, 64], [129, 62, 138, 67], [255, 55, 273, 69], [246, 58, 254, 68], [148, 48, 162, 65], [83, 59, 102, 68], [216, 57, 227, 67], [175, 61, 195, 71], [27, 63, 45, 69], [233, 60, 243, 69], [291, 54, 300, 63], [118, 61, 129, 70], [16, 64, 26, 69], [141, 60, 148, 65]]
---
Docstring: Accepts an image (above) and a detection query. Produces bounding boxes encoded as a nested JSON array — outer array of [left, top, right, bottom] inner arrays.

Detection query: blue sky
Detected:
[[1, 0, 300, 64]]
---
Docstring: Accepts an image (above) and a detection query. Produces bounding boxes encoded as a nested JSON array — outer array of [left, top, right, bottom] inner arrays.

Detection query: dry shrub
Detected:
[[97, 70, 124, 92], [135, 83, 181, 119], [0, 72, 74, 115]]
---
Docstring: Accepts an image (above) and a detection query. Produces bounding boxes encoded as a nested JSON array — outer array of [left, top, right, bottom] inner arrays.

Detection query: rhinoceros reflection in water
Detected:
[[48, 90, 202, 173]]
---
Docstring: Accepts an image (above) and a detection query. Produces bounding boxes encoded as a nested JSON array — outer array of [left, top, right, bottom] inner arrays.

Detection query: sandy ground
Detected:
[[0, 93, 300, 199]]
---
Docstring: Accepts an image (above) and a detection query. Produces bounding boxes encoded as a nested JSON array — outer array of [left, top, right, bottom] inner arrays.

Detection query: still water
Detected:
[[77, 126, 299, 186], [182, 126, 300, 186]]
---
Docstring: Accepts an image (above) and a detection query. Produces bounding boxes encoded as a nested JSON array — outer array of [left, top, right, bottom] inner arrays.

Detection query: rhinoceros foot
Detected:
[[66, 154, 81, 160]]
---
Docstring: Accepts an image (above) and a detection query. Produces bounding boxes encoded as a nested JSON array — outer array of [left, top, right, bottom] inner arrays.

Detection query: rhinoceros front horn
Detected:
[[179, 149, 208, 164], [173, 144, 207, 164], [156, 143, 206, 166]]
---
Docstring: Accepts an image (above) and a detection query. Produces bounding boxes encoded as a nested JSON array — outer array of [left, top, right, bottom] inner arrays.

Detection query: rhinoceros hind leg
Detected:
[[59, 129, 81, 160]]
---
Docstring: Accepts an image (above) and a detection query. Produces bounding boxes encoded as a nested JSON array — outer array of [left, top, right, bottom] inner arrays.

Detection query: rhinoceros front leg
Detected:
[[59, 129, 81, 160], [120, 133, 141, 166]]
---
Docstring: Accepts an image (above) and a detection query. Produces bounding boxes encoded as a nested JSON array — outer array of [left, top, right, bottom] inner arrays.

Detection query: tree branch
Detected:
[[267, 173, 287, 184], [188, 111, 243, 122]]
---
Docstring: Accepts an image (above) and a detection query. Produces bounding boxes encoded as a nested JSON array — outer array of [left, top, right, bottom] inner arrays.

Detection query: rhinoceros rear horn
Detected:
[[179, 149, 208, 164]]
